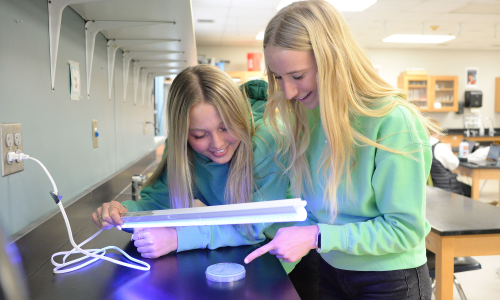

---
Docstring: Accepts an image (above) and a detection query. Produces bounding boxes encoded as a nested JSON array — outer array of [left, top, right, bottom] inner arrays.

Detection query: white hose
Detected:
[[28, 157, 150, 273]]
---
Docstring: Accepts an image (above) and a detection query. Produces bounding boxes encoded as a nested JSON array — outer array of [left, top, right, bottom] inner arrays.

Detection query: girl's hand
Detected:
[[92, 201, 128, 230], [244, 225, 319, 264], [132, 227, 178, 259]]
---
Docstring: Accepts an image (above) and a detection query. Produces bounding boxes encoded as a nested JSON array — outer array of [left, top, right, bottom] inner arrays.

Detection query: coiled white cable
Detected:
[[26, 156, 150, 273]]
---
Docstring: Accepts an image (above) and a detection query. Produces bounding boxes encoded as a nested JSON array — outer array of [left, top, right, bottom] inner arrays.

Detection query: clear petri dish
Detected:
[[206, 263, 246, 283]]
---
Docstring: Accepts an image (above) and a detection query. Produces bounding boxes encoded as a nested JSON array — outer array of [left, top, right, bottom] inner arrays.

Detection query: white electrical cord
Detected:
[[8, 152, 150, 273]]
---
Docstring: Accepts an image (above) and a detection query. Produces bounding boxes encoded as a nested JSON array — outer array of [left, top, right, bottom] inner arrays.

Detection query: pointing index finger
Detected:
[[244, 241, 276, 264]]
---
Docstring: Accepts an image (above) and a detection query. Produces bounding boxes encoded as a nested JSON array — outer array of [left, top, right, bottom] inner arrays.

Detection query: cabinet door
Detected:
[[429, 76, 458, 112], [399, 75, 430, 111]]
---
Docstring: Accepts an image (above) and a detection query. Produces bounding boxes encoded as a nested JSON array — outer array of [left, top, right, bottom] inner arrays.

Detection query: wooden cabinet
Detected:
[[398, 74, 458, 112], [398, 74, 429, 110]]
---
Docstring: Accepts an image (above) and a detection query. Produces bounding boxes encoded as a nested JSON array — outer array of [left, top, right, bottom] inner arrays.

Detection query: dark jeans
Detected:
[[288, 250, 320, 300], [318, 256, 432, 300]]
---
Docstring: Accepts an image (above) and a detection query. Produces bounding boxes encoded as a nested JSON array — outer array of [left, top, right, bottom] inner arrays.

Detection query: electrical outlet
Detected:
[[1, 123, 24, 176], [92, 120, 98, 149]]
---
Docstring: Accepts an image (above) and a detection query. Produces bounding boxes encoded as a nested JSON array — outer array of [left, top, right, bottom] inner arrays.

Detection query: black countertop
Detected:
[[459, 161, 500, 169], [24, 223, 299, 300], [426, 185, 500, 236], [445, 128, 500, 137]]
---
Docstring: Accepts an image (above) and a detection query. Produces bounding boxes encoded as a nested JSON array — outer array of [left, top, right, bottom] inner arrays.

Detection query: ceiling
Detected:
[[192, 0, 500, 50]]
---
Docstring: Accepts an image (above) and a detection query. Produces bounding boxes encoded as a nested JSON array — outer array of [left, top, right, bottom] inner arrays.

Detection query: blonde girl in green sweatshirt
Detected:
[[92, 65, 288, 259], [245, 1, 437, 299]]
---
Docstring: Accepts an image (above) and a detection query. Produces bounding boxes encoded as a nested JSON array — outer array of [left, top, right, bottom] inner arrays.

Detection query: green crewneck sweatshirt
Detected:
[[298, 105, 432, 271], [121, 80, 289, 252]]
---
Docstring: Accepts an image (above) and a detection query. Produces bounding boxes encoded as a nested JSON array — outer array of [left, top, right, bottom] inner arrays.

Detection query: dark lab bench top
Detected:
[[446, 128, 500, 136], [426, 185, 500, 236], [459, 161, 500, 169], [25, 222, 299, 300]]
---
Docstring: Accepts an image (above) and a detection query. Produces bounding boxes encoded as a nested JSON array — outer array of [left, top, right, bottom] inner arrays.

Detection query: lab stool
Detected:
[[426, 250, 482, 300]]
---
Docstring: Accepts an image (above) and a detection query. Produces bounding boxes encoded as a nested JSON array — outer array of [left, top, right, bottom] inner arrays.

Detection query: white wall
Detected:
[[197, 45, 500, 129], [0, 0, 156, 236]]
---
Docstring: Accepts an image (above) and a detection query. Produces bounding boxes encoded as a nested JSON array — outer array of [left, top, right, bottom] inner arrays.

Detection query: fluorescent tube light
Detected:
[[120, 198, 307, 228], [383, 34, 456, 44], [256, 31, 264, 41], [277, 0, 377, 11]]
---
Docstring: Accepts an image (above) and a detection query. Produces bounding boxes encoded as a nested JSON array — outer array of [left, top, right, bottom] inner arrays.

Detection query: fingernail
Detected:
[[244, 259, 248, 264], [116, 225, 122, 230]]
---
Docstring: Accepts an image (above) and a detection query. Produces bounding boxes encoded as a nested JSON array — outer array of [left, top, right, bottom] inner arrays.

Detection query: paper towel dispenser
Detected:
[[464, 91, 482, 107]]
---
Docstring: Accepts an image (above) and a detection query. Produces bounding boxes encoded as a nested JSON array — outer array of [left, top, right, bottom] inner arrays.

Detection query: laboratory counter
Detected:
[[24, 222, 300, 300]]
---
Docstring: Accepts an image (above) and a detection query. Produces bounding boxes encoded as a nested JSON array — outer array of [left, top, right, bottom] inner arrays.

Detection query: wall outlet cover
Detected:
[[1, 123, 24, 176]]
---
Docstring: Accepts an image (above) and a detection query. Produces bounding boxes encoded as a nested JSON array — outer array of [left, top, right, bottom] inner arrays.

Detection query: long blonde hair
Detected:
[[263, 0, 438, 221], [146, 65, 255, 209]]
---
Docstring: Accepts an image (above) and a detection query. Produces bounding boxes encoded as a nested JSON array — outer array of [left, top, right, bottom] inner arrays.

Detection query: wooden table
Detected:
[[425, 185, 500, 300], [24, 223, 299, 300], [456, 161, 500, 205]]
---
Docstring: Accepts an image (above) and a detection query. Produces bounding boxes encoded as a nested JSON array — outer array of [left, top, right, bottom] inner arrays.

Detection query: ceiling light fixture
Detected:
[[383, 34, 456, 44], [256, 31, 264, 40], [277, 0, 377, 11]]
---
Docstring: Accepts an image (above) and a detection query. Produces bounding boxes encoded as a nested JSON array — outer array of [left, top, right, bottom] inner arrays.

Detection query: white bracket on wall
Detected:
[[123, 55, 184, 100], [139, 69, 178, 107], [126, 57, 185, 103], [122, 52, 134, 103], [148, 72, 177, 78], [146, 73, 155, 107], [133, 62, 142, 106], [48, 0, 105, 92], [133, 60, 185, 68], [148, 71, 178, 106], [107, 41, 181, 100], [143, 68, 180, 73], [123, 50, 184, 60], [144, 71, 177, 107], [140, 68, 148, 106], [85, 21, 173, 98]]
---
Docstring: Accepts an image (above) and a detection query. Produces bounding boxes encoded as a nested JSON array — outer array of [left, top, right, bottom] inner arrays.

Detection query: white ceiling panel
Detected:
[[227, 7, 277, 19], [451, 2, 500, 14], [391, 12, 442, 22], [192, 0, 233, 7], [365, 0, 422, 12], [192, 0, 500, 50], [230, 0, 281, 9], [350, 11, 400, 21], [410, 1, 470, 13], [192, 7, 230, 20], [427, 13, 479, 22], [466, 14, 500, 23]]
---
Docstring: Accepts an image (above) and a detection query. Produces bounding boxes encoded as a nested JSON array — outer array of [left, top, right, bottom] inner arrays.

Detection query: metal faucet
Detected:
[[484, 117, 495, 136]]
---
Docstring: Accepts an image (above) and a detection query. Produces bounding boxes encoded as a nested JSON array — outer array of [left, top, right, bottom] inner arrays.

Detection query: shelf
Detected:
[[408, 85, 427, 88], [47, 0, 197, 104], [435, 88, 454, 92]]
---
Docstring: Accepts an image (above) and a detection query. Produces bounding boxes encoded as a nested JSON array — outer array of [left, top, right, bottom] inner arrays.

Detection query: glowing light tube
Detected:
[[120, 198, 307, 228]]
